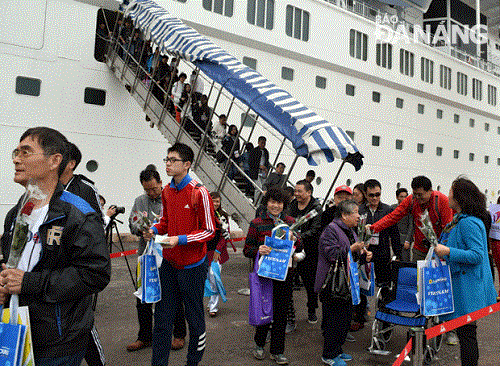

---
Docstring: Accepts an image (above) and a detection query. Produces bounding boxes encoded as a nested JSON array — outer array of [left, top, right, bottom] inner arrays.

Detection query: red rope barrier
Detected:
[[392, 339, 412, 366]]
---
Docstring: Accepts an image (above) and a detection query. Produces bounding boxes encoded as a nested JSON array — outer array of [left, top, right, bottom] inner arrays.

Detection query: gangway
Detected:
[[103, 0, 363, 232]]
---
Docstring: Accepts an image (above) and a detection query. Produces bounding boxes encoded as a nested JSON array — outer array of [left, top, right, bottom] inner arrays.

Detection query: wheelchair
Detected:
[[367, 260, 442, 364]]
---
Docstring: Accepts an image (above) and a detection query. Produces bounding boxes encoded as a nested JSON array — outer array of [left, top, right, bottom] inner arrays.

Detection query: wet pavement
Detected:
[[89, 240, 500, 366]]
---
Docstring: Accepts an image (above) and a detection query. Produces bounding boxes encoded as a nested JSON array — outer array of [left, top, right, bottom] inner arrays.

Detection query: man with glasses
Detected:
[[369, 175, 453, 262], [354, 179, 400, 331], [1, 127, 110, 366], [144, 143, 216, 366], [126, 165, 163, 352]]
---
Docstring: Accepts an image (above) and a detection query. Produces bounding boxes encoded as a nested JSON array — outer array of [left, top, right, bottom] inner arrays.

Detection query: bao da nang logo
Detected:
[[374, 14, 488, 46]]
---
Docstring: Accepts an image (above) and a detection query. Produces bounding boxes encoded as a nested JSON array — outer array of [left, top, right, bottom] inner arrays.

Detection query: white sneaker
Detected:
[[285, 322, 296, 334]]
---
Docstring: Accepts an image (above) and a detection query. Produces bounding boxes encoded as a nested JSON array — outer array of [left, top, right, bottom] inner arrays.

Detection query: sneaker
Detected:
[[285, 322, 296, 334], [339, 353, 353, 361], [321, 356, 347, 366], [270, 353, 289, 365], [345, 333, 355, 342], [253, 346, 265, 360], [446, 331, 459, 345], [308, 312, 318, 324]]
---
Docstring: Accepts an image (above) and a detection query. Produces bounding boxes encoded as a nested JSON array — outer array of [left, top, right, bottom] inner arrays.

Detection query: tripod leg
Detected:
[[111, 222, 137, 289]]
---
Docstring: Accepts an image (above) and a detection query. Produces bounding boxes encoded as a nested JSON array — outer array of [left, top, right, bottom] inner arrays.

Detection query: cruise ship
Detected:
[[1, 0, 499, 230]]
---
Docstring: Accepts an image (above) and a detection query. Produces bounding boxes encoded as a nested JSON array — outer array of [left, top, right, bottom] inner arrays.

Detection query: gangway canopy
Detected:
[[123, 0, 364, 170]]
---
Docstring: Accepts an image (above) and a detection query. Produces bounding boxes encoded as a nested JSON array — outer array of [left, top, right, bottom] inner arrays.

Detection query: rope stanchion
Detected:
[[392, 339, 412, 366], [391, 301, 500, 366]]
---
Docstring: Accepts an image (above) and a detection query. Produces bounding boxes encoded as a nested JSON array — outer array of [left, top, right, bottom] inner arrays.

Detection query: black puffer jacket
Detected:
[[1, 183, 111, 359]]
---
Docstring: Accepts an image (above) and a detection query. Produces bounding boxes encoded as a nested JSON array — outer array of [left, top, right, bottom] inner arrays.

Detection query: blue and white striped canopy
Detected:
[[123, 0, 363, 170]]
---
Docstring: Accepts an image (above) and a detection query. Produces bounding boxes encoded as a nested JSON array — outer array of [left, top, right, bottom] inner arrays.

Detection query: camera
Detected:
[[110, 205, 125, 214]]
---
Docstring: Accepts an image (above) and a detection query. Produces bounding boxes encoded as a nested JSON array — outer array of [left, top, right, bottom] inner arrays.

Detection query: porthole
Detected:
[[316, 177, 322, 185], [86, 160, 99, 172], [346, 179, 352, 186]]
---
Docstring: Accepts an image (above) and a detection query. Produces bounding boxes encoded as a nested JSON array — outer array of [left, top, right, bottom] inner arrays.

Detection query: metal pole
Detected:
[[143, 49, 161, 109], [411, 327, 425, 366], [282, 155, 299, 188], [121, 26, 137, 80], [321, 159, 347, 209], [132, 36, 148, 94], [109, 12, 123, 69], [270, 136, 287, 172], [225, 96, 236, 120]]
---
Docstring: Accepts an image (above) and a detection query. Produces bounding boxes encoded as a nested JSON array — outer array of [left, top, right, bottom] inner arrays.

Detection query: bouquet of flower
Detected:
[[131, 211, 154, 233], [7, 183, 47, 269], [274, 209, 319, 239], [357, 214, 373, 243], [419, 210, 439, 247]]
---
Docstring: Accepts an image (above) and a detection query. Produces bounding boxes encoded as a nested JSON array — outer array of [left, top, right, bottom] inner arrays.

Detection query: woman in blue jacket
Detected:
[[435, 176, 496, 366]]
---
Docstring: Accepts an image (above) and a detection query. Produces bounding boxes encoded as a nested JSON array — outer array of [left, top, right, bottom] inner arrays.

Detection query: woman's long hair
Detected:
[[451, 176, 490, 232]]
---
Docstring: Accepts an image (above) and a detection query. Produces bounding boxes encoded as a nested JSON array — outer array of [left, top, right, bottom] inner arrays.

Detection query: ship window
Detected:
[[285, 5, 309, 42], [94, 9, 116, 63], [372, 91, 381, 103], [399, 49, 414, 77], [469, 153, 475, 161], [376, 42, 392, 69], [436, 109, 443, 119], [488, 85, 497, 106], [84, 87, 106, 106], [247, 0, 274, 30], [498, 126, 500, 135], [469, 118, 475, 127], [372, 135, 380, 146], [418, 104, 424, 114], [243, 56, 257, 70], [203, 0, 234, 17], [457, 72, 467, 96], [417, 143, 424, 153], [396, 98, 403, 108], [281, 66, 294, 81], [346, 130, 355, 141], [86, 160, 99, 173], [439, 65, 452, 90], [436, 147, 443, 156], [16, 76, 41, 96], [454, 150, 460, 159], [484, 155, 489, 164], [421, 57, 434, 84], [498, 158, 500, 166], [454, 114, 459, 124], [349, 29, 368, 61], [395, 139, 403, 150], [316, 76, 327, 89], [472, 78, 482, 101], [485, 123, 490, 131], [346, 84, 355, 96]]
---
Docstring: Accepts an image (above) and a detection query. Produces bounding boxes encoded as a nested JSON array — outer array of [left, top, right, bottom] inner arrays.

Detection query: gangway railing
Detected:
[[105, 16, 304, 232]]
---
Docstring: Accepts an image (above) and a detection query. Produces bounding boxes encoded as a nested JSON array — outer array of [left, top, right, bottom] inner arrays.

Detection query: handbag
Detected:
[[134, 239, 162, 304], [321, 256, 351, 301], [257, 225, 294, 281], [249, 253, 273, 326]]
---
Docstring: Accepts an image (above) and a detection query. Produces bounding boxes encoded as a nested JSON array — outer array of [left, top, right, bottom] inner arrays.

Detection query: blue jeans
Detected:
[[36, 350, 85, 366]]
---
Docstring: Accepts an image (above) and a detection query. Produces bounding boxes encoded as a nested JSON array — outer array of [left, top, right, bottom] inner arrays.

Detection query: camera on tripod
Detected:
[[110, 205, 125, 215]]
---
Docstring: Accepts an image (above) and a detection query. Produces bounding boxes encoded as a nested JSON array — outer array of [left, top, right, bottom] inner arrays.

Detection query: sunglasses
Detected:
[[367, 192, 381, 198]]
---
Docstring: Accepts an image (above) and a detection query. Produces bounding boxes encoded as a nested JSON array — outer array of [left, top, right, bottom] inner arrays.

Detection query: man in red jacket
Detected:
[[145, 142, 216, 366], [369, 176, 453, 262]]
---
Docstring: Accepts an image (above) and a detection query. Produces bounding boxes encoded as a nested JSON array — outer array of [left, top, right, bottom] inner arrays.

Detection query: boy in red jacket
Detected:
[[145, 142, 216, 366]]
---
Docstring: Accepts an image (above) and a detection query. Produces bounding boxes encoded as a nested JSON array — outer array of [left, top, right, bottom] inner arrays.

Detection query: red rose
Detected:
[[21, 201, 35, 216]]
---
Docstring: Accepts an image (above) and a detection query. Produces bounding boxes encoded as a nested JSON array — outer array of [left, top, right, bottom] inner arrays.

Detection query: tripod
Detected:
[[106, 216, 136, 289]]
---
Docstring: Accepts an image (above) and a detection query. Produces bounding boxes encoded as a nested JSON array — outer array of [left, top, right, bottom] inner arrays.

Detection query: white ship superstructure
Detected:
[[1, 0, 499, 226]]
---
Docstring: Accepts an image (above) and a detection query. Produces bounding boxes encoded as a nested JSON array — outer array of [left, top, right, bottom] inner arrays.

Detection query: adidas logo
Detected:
[[184, 204, 190, 209]]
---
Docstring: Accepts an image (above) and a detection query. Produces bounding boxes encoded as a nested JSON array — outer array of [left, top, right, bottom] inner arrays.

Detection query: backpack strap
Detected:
[[434, 193, 441, 228]]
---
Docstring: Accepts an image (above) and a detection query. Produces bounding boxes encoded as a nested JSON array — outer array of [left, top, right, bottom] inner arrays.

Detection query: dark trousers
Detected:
[[36, 349, 86, 366], [136, 299, 153, 343], [297, 258, 319, 312], [254, 275, 293, 355], [84, 325, 106, 366], [456, 322, 478, 366], [352, 294, 368, 324], [152, 261, 207, 366], [371, 246, 391, 287], [320, 296, 353, 359]]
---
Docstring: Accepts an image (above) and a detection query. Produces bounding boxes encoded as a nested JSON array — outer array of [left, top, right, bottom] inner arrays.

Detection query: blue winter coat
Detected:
[[439, 214, 496, 321]]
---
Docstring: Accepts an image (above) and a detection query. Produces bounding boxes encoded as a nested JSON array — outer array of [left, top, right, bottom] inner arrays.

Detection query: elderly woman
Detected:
[[315, 200, 372, 366], [434, 177, 496, 366], [244, 187, 301, 365]]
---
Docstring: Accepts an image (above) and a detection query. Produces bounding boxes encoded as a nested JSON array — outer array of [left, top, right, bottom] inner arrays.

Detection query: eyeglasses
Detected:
[[163, 157, 184, 164], [12, 149, 45, 160], [367, 192, 381, 198]]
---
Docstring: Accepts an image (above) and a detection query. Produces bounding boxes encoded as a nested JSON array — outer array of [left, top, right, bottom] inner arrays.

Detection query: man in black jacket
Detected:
[[0, 127, 111, 366]]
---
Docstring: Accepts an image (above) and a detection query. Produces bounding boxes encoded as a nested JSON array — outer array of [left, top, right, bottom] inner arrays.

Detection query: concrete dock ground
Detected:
[[89, 240, 500, 366]]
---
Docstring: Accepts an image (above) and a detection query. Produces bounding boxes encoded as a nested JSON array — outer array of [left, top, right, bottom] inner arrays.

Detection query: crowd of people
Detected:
[[1, 124, 498, 366]]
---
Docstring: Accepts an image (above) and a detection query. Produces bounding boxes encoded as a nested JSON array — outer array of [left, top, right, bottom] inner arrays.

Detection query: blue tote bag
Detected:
[[347, 249, 361, 305], [139, 240, 162, 304], [257, 225, 294, 281], [0, 296, 26, 366], [420, 248, 454, 316]]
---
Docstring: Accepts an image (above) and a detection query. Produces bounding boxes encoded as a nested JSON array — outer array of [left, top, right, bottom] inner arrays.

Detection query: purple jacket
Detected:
[[314, 218, 358, 293]]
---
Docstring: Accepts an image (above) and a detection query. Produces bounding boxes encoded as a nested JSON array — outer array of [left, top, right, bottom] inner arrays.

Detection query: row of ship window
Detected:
[[346, 131, 499, 165], [350, 29, 498, 106], [15, 76, 106, 105]]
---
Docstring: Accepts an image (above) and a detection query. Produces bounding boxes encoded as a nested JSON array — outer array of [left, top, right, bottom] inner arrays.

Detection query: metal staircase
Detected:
[[105, 19, 301, 233]]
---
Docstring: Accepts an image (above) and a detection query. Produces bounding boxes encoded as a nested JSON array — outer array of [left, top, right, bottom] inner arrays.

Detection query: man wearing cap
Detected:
[[320, 185, 353, 233]]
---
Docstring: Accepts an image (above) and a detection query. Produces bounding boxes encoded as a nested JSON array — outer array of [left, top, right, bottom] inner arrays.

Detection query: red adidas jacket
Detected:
[[152, 175, 216, 268]]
